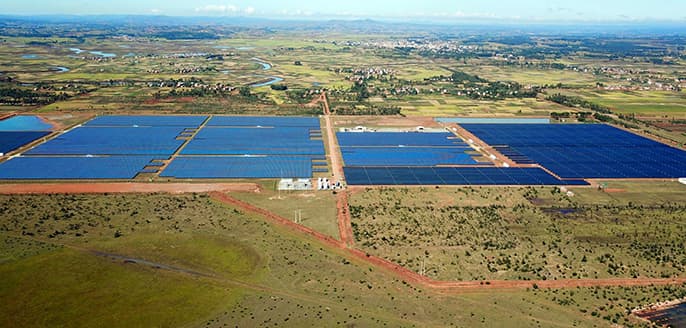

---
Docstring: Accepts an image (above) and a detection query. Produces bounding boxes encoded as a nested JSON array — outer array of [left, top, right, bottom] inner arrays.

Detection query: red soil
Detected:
[[0, 183, 261, 195]]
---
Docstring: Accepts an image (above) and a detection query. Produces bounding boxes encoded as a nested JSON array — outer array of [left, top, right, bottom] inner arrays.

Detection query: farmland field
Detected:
[[548, 89, 686, 117]]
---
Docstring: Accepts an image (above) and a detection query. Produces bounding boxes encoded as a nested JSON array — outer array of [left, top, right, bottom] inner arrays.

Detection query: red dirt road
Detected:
[[210, 192, 345, 247], [336, 191, 355, 247], [0, 183, 261, 195], [211, 191, 686, 293]]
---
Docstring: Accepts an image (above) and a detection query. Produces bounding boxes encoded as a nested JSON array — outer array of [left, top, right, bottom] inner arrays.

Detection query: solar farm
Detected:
[[0, 115, 326, 180], [337, 129, 589, 186], [1, 114, 685, 185], [461, 123, 686, 179]]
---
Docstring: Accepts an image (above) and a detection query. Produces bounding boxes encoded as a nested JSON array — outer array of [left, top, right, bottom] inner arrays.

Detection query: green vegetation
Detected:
[[546, 93, 612, 114], [230, 185, 340, 239], [0, 192, 683, 327], [350, 184, 686, 281]]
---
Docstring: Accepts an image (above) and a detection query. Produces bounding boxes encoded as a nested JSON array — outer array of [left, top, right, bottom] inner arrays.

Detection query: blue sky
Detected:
[[2, 0, 686, 22]]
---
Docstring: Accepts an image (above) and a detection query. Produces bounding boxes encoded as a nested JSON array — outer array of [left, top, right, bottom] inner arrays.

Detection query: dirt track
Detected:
[[210, 191, 686, 293], [0, 183, 261, 194], [336, 191, 354, 247]]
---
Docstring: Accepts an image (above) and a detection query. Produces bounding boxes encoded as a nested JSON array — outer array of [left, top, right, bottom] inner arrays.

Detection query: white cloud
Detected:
[[244, 7, 255, 15], [280, 9, 314, 17], [195, 4, 239, 14], [150, 8, 161, 14]]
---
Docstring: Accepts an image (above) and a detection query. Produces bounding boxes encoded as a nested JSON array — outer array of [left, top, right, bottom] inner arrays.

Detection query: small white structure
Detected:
[[415, 126, 425, 132], [502, 162, 510, 168], [279, 179, 312, 191], [679, 178, 686, 185], [317, 177, 344, 190], [353, 126, 367, 132]]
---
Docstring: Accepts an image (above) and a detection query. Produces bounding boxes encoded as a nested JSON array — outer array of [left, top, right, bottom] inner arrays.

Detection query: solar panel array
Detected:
[[337, 132, 478, 167], [161, 156, 314, 179], [207, 116, 319, 127], [0, 156, 160, 180], [338, 131, 592, 185], [0, 116, 53, 131], [0, 115, 326, 180], [85, 115, 207, 127], [0, 115, 52, 155], [345, 167, 589, 186], [0, 131, 50, 154], [182, 127, 324, 155], [341, 147, 478, 166], [25, 127, 187, 156], [462, 123, 686, 179], [171, 116, 325, 178], [0, 115, 204, 180], [337, 132, 462, 147]]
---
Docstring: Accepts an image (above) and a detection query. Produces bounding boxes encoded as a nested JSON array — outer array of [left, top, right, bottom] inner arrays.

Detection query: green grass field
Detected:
[[1, 192, 682, 327], [548, 89, 686, 117], [459, 65, 604, 87], [366, 95, 571, 116], [350, 183, 686, 281]]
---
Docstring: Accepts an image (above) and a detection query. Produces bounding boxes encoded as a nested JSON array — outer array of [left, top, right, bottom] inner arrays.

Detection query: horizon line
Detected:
[[2, 13, 686, 26]]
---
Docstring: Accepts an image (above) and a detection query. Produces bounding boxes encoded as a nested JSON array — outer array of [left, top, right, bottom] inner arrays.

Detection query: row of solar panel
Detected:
[[182, 127, 325, 155], [337, 132, 466, 147], [0, 131, 50, 154], [207, 116, 320, 128], [0, 156, 161, 180], [462, 123, 686, 179], [463, 124, 659, 147], [340, 147, 477, 166], [161, 156, 316, 179], [84, 115, 320, 128], [0, 155, 321, 180], [344, 167, 589, 186], [26, 127, 186, 156], [85, 115, 208, 127]]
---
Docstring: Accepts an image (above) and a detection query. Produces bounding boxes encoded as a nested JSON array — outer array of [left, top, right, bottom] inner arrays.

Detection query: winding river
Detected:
[[249, 58, 283, 88]]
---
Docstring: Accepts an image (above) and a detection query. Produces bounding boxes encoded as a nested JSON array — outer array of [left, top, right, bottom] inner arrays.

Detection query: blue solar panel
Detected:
[[0, 116, 53, 131], [0, 131, 50, 154], [85, 115, 207, 127], [182, 127, 325, 155], [25, 126, 186, 156], [337, 132, 463, 147], [161, 156, 314, 178], [461, 123, 686, 179], [344, 167, 588, 186], [341, 147, 477, 166], [337, 132, 475, 167], [1, 115, 326, 180], [436, 117, 550, 124], [0, 156, 156, 179], [208, 116, 320, 128]]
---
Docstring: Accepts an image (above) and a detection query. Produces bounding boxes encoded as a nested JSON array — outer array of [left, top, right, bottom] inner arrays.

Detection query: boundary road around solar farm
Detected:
[[210, 191, 686, 293], [0, 182, 261, 194]]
